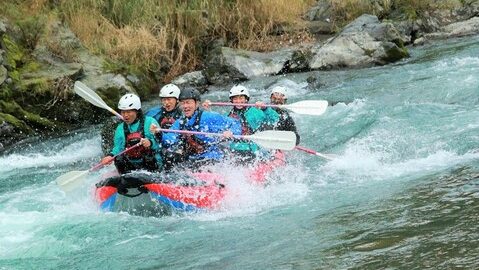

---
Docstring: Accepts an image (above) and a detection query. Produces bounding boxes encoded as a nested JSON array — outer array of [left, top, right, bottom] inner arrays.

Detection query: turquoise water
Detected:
[[1, 36, 478, 269]]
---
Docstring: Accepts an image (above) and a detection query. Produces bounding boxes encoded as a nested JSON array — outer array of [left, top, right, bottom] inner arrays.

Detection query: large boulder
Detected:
[[309, 14, 409, 69], [172, 70, 208, 89], [204, 46, 296, 85], [415, 16, 479, 45]]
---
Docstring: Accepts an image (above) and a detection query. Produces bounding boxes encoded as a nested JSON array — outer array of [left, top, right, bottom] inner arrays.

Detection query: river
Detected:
[[1, 36, 478, 269]]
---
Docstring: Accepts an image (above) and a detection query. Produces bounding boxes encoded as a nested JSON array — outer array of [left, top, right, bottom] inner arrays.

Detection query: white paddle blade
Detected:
[[247, 130, 296, 150], [74, 81, 109, 109], [283, 100, 328, 116], [56, 170, 89, 192]]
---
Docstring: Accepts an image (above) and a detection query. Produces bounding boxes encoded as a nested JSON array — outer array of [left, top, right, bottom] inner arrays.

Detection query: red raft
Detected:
[[95, 151, 286, 213]]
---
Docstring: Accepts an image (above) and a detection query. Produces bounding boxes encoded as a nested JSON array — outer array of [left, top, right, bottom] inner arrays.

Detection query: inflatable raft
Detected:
[[95, 151, 286, 213]]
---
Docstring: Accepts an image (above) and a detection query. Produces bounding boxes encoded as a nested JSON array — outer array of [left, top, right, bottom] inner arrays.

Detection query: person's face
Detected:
[[161, 97, 178, 112], [121, 110, 138, 124], [180, 99, 198, 117], [231, 95, 248, 109], [270, 92, 286, 105]]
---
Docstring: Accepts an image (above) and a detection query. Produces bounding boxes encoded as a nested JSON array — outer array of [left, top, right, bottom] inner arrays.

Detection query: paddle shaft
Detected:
[[156, 128, 239, 140], [209, 102, 282, 109], [295, 145, 335, 160], [208, 100, 328, 116], [108, 108, 124, 121], [90, 143, 142, 172], [156, 128, 296, 150]]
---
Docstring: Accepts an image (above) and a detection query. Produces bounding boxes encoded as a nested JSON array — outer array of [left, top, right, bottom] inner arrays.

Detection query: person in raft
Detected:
[[159, 88, 241, 170], [147, 83, 183, 141], [261, 85, 300, 145], [100, 94, 162, 174], [204, 85, 279, 162]]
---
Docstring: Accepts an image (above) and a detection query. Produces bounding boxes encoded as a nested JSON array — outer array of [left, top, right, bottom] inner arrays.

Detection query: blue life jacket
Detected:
[[163, 109, 241, 161]]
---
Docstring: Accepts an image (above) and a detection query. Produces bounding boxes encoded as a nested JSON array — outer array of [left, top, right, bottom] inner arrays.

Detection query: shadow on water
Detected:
[[314, 164, 479, 269]]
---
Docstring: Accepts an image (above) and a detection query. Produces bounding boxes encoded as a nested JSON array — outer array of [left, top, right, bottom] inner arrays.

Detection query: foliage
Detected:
[[16, 15, 47, 51]]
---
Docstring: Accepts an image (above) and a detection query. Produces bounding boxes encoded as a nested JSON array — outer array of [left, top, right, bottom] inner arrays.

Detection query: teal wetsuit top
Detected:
[[228, 106, 279, 153], [111, 116, 162, 167]]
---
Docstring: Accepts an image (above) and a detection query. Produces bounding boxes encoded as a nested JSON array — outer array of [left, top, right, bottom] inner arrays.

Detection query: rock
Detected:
[[204, 46, 296, 85], [441, 16, 479, 37], [455, 0, 479, 20], [172, 70, 208, 88], [304, 1, 332, 22], [309, 14, 409, 70], [413, 37, 427, 46], [419, 16, 479, 43], [304, 20, 335, 35], [341, 15, 406, 44]]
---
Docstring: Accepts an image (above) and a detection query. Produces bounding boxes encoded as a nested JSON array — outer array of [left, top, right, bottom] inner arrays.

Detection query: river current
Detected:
[[0, 36, 478, 269]]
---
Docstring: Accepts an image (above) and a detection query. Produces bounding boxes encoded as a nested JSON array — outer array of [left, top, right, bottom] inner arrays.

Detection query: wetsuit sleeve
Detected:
[[245, 107, 277, 132], [262, 107, 280, 128], [110, 123, 125, 156]]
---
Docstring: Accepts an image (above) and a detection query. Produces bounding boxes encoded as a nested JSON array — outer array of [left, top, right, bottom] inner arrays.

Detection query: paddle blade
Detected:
[[56, 170, 89, 192], [283, 100, 328, 116], [74, 81, 109, 109], [246, 130, 296, 150]]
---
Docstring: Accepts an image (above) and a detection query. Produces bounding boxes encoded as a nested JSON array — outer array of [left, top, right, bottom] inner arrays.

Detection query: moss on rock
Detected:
[[0, 112, 32, 134], [382, 42, 409, 62], [2, 35, 25, 71], [0, 100, 57, 131]]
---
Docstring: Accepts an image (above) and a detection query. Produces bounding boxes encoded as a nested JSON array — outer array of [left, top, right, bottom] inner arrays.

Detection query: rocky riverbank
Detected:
[[1, 0, 479, 152]]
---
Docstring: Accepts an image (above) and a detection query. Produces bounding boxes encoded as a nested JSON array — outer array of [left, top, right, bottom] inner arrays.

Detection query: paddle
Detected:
[[74, 81, 124, 121], [295, 145, 337, 160], [157, 128, 296, 151], [208, 100, 329, 116], [56, 143, 141, 192]]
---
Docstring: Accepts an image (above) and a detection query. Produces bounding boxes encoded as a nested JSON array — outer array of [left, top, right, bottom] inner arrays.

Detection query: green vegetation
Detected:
[[1, 0, 315, 82], [0, 0, 464, 82], [329, 0, 462, 28]]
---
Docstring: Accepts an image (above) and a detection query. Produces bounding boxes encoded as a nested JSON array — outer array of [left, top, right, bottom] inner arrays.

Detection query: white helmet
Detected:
[[270, 86, 288, 99], [229, 85, 250, 98], [118, 93, 141, 110], [159, 84, 180, 99]]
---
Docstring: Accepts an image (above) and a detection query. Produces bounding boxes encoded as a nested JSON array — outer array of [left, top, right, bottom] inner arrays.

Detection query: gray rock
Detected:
[[309, 14, 409, 70], [442, 16, 479, 37], [172, 70, 208, 88], [419, 16, 479, 43], [341, 14, 406, 44], [304, 20, 335, 35], [204, 47, 296, 85], [82, 73, 134, 93], [304, 1, 332, 22]]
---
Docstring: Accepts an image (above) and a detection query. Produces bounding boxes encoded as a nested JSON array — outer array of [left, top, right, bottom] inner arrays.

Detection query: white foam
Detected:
[[320, 146, 479, 185], [0, 138, 101, 172], [187, 161, 310, 221]]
